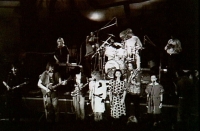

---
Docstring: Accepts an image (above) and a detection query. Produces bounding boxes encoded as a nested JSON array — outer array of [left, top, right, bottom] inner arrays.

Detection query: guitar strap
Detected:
[[44, 77, 55, 110], [49, 74, 54, 85]]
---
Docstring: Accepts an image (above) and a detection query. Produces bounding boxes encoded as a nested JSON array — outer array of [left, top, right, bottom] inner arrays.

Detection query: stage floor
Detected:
[[0, 91, 198, 131]]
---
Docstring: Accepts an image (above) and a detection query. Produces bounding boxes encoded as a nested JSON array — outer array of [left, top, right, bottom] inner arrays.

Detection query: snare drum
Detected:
[[114, 42, 122, 47], [105, 46, 116, 60], [105, 60, 120, 79]]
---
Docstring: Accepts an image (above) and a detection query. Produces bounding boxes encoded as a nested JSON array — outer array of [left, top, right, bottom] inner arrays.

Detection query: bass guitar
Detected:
[[2, 81, 28, 91]]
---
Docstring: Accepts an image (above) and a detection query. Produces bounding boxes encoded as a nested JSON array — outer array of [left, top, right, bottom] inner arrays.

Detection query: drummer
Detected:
[[120, 28, 143, 70]]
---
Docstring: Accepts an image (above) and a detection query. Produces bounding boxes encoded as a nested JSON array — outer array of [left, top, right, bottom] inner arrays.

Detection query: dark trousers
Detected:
[[6, 94, 22, 121], [125, 94, 140, 120], [83, 55, 93, 78]]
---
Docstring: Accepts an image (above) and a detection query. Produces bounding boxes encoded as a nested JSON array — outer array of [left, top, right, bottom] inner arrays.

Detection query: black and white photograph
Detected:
[[0, 0, 199, 131]]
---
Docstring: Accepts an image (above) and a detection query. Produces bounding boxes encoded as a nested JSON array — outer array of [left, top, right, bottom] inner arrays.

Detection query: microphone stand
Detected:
[[94, 17, 117, 33], [91, 36, 113, 76], [98, 23, 117, 31], [91, 35, 113, 58], [92, 17, 117, 76], [144, 35, 156, 47]]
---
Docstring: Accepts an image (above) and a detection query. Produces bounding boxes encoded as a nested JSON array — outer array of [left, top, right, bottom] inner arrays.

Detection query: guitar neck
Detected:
[[3, 81, 27, 90], [13, 82, 27, 89], [2, 81, 10, 90], [51, 79, 68, 90], [79, 82, 88, 90], [51, 83, 61, 90]]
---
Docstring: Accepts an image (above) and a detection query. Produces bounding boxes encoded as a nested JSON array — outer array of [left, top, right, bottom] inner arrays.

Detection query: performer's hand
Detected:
[[61, 80, 67, 85], [47, 83, 53, 90], [146, 105, 148, 108], [87, 99, 91, 105], [131, 80, 136, 84], [7, 86, 11, 91], [56, 60, 59, 64], [159, 103, 162, 108], [88, 78, 94, 81], [46, 88, 50, 93]]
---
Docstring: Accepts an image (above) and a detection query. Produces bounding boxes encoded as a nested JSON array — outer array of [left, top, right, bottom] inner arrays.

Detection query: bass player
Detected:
[[3, 63, 27, 122]]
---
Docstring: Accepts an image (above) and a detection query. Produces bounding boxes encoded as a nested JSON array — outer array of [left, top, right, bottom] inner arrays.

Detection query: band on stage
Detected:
[[2, 27, 197, 128]]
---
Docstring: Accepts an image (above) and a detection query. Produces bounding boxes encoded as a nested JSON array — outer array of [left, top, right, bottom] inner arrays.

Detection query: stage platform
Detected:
[[0, 99, 198, 131], [0, 89, 198, 131]]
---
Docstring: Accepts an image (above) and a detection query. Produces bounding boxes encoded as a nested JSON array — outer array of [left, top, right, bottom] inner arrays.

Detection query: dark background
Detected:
[[0, 0, 199, 92]]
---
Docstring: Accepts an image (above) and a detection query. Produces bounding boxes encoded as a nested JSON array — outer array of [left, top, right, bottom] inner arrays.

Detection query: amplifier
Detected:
[[58, 63, 82, 68]]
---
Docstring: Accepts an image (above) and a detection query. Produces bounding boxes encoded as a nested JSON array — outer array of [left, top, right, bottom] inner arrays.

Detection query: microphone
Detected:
[[153, 81, 155, 86], [108, 34, 115, 37], [115, 17, 118, 27]]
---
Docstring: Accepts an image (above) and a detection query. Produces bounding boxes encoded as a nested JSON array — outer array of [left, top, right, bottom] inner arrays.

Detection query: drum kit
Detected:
[[92, 28, 142, 79]]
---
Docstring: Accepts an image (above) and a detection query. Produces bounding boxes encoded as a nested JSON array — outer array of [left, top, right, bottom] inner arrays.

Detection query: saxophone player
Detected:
[[125, 62, 141, 123]]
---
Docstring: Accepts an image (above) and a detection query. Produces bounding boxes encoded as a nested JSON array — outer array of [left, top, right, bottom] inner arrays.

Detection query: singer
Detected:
[[145, 75, 164, 126], [83, 32, 98, 78], [88, 71, 108, 121]]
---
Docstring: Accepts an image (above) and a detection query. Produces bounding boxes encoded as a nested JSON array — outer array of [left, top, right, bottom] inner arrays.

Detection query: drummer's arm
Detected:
[[124, 42, 127, 50], [136, 37, 143, 48]]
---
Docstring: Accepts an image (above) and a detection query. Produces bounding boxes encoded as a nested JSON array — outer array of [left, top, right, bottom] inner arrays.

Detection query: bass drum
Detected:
[[104, 46, 116, 60], [105, 60, 120, 79], [115, 59, 126, 75]]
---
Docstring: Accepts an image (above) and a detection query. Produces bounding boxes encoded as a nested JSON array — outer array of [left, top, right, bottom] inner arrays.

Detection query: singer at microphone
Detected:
[[145, 75, 164, 123]]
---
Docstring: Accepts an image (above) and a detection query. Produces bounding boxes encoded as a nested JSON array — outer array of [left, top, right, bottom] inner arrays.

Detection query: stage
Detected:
[[0, 91, 198, 131]]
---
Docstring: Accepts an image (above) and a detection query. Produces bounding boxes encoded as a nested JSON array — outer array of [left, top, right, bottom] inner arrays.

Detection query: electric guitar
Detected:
[[2, 81, 28, 91], [41, 79, 68, 96], [71, 82, 89, 97]]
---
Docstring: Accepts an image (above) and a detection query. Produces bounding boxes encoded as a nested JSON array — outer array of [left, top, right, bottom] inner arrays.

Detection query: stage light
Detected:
[[86, 11, 105, 21]]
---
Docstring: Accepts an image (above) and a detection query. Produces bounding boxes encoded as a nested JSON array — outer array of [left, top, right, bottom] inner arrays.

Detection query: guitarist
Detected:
[[4, 63, 25, 122], [125, 62, 141, 123], [70, 66, 88, 120], [38, 62, 66, 123]]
